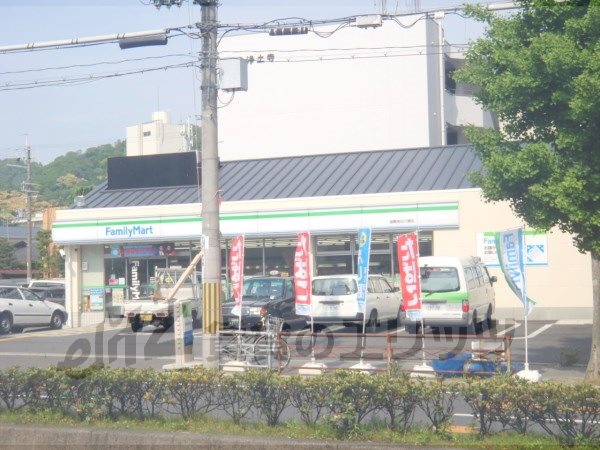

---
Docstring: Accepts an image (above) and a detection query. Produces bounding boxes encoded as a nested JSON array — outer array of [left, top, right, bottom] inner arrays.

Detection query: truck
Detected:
[[124, 267, 202, 333]]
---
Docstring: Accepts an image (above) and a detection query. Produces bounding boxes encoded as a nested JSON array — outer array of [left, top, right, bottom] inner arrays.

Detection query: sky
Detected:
[[0, 0, 494, 165]]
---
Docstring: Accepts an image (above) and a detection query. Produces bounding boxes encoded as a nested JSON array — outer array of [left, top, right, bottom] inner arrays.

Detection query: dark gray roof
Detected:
[[77, 145, 481, 209]]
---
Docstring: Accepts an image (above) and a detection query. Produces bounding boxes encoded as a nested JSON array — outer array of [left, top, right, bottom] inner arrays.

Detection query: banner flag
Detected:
[[294, 231, 312, 316], [397, 232, 422, 321], [356, 227, 372, 314], [495, 228, 536, 315], [229, 235, 245, 317]]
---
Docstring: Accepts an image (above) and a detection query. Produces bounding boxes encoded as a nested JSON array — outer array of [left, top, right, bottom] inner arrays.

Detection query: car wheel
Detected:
[[0, 313, 12, 335], [192, 311, 201, 329], [485, 308, 495, 330], [131, 317, 143, 333], [366, 310, 379, 333], [50, 311, 63, 330], [405, 322, 421, 335]]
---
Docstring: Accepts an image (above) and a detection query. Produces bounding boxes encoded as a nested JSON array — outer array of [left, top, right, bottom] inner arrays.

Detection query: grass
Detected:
[[0, 409, 586, 448]]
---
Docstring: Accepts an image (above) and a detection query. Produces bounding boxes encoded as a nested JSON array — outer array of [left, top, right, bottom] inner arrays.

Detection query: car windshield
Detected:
[[225, 278, 285, 302], [420, 266, 460, 293], [244, 279, 284, 298], [312, 277, 357, 295]]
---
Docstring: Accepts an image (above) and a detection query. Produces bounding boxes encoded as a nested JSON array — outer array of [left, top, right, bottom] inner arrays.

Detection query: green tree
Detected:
[[455, 0, 600, 380], [36, 230, 64, 279], [0, 239, 19, 269]]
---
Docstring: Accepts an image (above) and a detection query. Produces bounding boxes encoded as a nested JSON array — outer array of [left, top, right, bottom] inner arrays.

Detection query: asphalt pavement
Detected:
[[0, 318, 591, 381]]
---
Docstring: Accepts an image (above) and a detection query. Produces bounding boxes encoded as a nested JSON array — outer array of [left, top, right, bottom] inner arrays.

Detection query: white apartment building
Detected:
[[125, 111, 189, 157], [217, 15, 496, 161]]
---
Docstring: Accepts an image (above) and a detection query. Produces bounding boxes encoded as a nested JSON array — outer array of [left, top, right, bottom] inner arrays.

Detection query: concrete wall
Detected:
[[218, 19, 435, 161]]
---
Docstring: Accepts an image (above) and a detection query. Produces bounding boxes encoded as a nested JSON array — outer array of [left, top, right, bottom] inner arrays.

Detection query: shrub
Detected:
[[376, 370, 422, 433], [164, 367, 221, 420], [245, 369, 291, 426], [289, 374, 335, 426], [218, 372, 255, 425], [419, 378, 458, 434]]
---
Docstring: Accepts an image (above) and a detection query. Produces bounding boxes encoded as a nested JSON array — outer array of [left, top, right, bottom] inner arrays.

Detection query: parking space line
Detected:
[[495, 322, 521, 336], [514, 322, 554, 340]]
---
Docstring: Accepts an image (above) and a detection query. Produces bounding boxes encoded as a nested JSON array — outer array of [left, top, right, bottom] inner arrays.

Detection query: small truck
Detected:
[[124, 267, 202, 332]]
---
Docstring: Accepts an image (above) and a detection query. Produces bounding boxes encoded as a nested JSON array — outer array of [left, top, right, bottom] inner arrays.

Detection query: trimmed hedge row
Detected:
[[0, 364, 599, 444]]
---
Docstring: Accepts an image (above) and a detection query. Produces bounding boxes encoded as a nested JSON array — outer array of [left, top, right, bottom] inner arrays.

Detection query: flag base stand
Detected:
[[411, 364, 435, 378], [299, 359, 328, 377], [516, 368, 541, 382], [222, 360, 251, 373], [350, 360, 377, 374]]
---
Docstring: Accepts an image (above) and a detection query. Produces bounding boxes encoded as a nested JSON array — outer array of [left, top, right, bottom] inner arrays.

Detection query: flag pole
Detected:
[[521, 228, 530, 372]]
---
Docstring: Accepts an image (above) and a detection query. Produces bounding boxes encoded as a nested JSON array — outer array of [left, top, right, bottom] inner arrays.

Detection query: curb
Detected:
[[0, 423, 451, 449]]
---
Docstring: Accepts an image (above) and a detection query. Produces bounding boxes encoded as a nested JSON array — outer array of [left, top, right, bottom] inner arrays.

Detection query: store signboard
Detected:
[[477, 230, 548, 267], [53, 202, 459, 244]]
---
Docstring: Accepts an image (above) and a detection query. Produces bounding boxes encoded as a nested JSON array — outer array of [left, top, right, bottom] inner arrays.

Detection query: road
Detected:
[[0, 319, 591, 380]]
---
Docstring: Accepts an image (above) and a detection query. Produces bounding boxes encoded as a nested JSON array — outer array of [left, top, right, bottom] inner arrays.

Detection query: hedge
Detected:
[[0, 364, 598, 445]]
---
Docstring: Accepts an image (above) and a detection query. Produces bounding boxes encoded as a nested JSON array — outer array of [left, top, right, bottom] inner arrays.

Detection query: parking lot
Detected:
[[0, 318, 591, 381]]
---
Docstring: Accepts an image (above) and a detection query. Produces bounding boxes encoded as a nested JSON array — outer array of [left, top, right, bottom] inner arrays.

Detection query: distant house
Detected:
[[0, 224, 41, 264]]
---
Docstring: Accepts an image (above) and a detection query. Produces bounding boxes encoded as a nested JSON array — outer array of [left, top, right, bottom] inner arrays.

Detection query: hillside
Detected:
[[0, 141, 125, 214]]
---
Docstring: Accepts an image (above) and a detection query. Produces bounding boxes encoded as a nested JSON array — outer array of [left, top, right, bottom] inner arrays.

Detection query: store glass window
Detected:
[[264, 237, 296, 276], [316, 254, 353, 275], [317, 235, 352, 252], [243, 238, 264, 276]]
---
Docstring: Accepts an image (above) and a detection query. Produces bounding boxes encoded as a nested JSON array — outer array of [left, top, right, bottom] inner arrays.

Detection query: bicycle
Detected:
[[219, 314, 291, 369]]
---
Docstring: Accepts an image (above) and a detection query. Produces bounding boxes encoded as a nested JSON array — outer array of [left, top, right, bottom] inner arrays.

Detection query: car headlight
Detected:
[[248, 307, 262, 316]]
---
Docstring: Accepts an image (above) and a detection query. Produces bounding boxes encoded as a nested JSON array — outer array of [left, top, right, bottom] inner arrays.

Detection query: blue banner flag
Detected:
[[495, 228, 536, 315], [356, 227, 371, 314]]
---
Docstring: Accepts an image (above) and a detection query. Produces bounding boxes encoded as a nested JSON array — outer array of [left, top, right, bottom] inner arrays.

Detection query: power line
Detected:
[[0, 53, 194, 76], [0, 61, 196, 91]]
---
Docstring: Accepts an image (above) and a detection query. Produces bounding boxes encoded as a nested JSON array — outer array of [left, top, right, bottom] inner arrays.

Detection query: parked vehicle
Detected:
[[27, 279, 65, 289], [222, 275, 303, 331], [310, 274, 402, 332], [401, 256, 497, 334], [27, 286, 65, 307], [0, 285, 68, 334], [124, 267, 202, 332]]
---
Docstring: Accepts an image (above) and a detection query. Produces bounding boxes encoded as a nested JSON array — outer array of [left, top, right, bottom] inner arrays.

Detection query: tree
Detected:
[[0, 239, 19, 269], [455, 0, 600, 381], [36, 230, 64, 279]]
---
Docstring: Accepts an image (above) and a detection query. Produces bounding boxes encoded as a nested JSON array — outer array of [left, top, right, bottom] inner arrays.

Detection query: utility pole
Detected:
[[197, 0, 221, 367], [25, 137, 33, 284], [151, 0, 221, 367]]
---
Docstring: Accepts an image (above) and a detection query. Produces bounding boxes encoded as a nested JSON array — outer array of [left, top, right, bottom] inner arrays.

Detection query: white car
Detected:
[[0, 285, 68, 334], [310, 274, 402, 332]]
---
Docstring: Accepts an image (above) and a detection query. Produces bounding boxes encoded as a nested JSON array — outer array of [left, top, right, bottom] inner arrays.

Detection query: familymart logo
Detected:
[[105, 225, 155, 238]]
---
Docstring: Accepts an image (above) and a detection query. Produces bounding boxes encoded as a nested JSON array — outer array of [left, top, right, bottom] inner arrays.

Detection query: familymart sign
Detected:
[[52, 202, 459, 244]]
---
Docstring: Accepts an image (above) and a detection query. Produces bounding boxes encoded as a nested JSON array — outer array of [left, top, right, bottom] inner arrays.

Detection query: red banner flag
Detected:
[[397, 232, 422, 314], [294, 231, 311, 316], [229, 235, 245, 317]]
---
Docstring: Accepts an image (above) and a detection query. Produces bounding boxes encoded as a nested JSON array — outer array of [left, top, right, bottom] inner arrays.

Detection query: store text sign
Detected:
[[105, 225, 155, 238]]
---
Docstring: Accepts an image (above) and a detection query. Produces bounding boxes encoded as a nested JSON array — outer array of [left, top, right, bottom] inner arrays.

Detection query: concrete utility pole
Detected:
[[153, 0, 221, 366], [197, 0, 221, 367], [25, 137, 33, 284]]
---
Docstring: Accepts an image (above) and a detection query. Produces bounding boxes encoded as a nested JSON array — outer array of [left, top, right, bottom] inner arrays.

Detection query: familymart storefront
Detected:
[[53, 198, 458, 327]]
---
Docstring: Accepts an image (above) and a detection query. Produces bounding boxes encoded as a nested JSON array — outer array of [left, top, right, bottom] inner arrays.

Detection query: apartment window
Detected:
[[143, 131, 151, 137]]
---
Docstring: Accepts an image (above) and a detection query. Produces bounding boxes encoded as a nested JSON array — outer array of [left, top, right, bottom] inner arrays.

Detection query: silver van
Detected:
[[311, 274, 402, 331], [400, 256, 497, 333]]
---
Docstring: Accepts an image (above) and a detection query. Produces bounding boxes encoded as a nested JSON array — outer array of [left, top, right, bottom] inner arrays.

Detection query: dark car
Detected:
[[222, 276, 305, 331], [27, 286, 66, 307]]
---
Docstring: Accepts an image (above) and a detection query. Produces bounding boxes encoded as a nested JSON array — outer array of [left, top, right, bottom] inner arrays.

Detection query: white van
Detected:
[[400, 256, 497, 333], [310, 274, 402, 331]]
